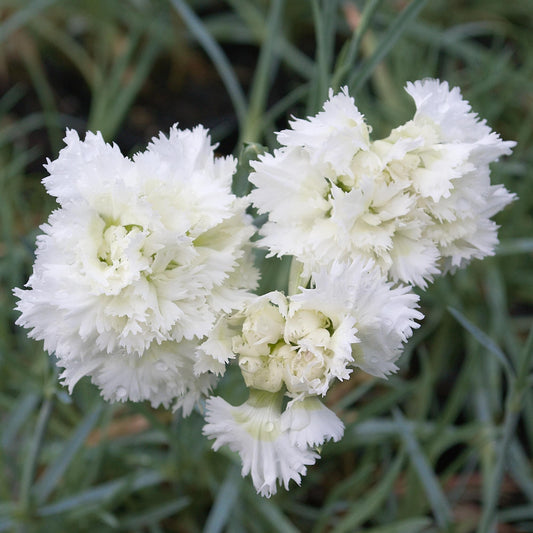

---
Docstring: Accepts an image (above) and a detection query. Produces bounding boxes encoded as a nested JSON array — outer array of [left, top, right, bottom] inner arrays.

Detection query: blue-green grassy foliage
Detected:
[[0, 1, 532, 531]]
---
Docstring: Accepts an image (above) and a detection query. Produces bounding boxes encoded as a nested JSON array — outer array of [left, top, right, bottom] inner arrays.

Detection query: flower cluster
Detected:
[[250, 80, 516, 288], [201, 260, 422, 495], [14, 79, 514, 497], [14, 126, 257, 412]]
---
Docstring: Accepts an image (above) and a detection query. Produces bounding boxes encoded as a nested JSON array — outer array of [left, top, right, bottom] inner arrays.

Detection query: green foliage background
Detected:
[[0, 1, 532, 531]]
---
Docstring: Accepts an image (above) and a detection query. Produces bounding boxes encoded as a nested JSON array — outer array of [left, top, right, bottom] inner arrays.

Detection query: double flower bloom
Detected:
[[15, 79, 515, 496]]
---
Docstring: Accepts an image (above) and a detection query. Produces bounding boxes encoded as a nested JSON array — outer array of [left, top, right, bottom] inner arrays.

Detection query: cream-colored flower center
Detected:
[[233, 305, 336, 396], [94, 222, 151, 292]]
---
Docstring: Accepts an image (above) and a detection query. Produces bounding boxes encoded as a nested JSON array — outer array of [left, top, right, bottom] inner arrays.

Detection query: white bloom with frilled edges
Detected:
[[250, 81, 515, 287], [14, 126, 257, 410], [203, 390, 319, 497]]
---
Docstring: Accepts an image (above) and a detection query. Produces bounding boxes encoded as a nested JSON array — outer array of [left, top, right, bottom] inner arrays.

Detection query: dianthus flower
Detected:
[[249, 81, 515, 287], [201, 260, 422, 495], [14, 126, 257, 411], [381, 79, 516, 279]]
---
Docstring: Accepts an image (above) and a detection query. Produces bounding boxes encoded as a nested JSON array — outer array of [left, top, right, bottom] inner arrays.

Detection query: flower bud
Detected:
[[242, 301, 285, 347]]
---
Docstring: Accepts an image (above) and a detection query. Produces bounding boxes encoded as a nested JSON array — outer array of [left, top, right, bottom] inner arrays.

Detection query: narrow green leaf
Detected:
[[33, 403, 104, 504], [393, 409, 453, 529], [244, 491, 299, 533], [36, 470, 163, 516], [331, 0, 384, 90], [509, 440, 533, 502], [498, 504, 533, 523], [496, 238, 533, 255], [312, 461, 374, 533], [361, 517, 433, 533], [477, 328, 532, 532], [226, 0, 314, 79], [170, 0, 247, 126], [332, 451, 405, 533], [448, 306, 514, 379], [310, 0, 337, 110], [0, 518, 14, 533], [232, 142, 267, 197], [204, 466, 242, 533], [0, 0, 58, 45], [119, 497, 190, 529], [19, 397, 53, 513], [1, 393, 40, 450], [240, 0, 285, 144], [103, 38, 160, 140], [0, 85, 25, 116], [349, 0, 430, 92]]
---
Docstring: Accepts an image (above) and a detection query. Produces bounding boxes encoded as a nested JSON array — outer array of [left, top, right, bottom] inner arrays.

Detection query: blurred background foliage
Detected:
[[0, 0, 532, 531]]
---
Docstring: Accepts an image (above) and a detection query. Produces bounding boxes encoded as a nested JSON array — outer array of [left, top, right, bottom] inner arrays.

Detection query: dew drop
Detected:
[[264, 422, 274, 432], [116, 386, 127, 399]]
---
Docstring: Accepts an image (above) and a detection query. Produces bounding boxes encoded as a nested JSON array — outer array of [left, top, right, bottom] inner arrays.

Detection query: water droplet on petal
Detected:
[[264, 422, 274, 432], [116, 386, 128, 399]]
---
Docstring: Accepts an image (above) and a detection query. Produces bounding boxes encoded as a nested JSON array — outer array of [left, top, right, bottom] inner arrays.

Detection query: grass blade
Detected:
[[36, 470, 163, 516], [204, 466, 242, 533], [448, 306, 514, 379], [332, 451, 405, 533], [19, 397, 53, 515], [1, 393, 40, 450], [244, 490, 299, 533], [33, 403, 104, 504], [170, 0, 247, 127], [349, 0, 430, 92], [119, 497, 190, 529], [0, 0, 57, 45], [239, 0, 285, 144], [362, 517, 433, 533], [331, 0, 384, 90], [393, 409, 453, 529]]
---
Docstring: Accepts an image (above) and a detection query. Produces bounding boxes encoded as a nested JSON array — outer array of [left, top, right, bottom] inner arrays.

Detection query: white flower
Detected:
[[382, 79, 516, 276], [249, 82, 515, 287], [249, 89, 425, 284], [14, 126, 258, 409], [203, 390, 318, 497], [60, 340, 216, 413], [277, 87, 371, 180], [292, 260, 423, 378], [280, 396, 344, 448]]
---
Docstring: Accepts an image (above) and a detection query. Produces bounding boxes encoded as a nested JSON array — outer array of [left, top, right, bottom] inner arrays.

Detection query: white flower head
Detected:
[[292, 260, 423, 378], [380, 79, 516, 277], [249, 88, 425, 284], [14, 126, 258, 409], [250, 82, 515, 288], [203, 390, 318, 497], [277, 87, 371, 179]]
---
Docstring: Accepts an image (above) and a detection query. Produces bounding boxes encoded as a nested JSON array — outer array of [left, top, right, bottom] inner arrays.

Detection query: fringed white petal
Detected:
[[281, 397, 344, 448], [203, 391, 318, 497]]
